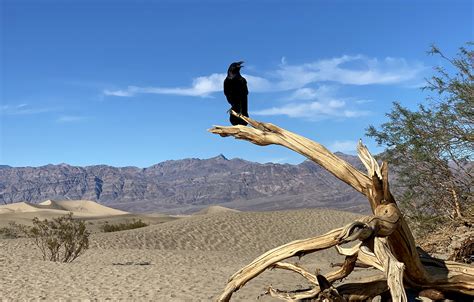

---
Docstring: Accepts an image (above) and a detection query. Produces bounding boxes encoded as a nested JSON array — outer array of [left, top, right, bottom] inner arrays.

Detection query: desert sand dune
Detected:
[[0, 201, 53, 213], [0, 199, 128, 216], [0, 201, 74, 225], [52, 199, 129, 216], [0, 208, 379, 301], [94, 209, 361, 253], [37, 199, 69, 210], [193, 205, 240, 215], [0, 200, 129, 226]]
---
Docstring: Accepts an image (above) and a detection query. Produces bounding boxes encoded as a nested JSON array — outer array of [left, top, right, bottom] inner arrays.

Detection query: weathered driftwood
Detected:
[[330, 261, 372, 269], [209, 111, 474, 301]]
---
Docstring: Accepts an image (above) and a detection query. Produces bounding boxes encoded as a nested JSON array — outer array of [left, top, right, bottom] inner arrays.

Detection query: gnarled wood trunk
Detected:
[[209, 111, 474, 301]]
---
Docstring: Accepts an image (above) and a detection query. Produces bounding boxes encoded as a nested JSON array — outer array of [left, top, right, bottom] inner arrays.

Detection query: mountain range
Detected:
[[0, 153, 370, 214]]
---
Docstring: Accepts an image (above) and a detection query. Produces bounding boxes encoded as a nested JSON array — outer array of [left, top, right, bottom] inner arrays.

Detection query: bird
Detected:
[[223, 61, 249, 126]]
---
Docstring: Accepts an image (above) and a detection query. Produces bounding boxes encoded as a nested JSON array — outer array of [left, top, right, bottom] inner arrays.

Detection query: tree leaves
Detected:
[[366, 43, 473, 231]]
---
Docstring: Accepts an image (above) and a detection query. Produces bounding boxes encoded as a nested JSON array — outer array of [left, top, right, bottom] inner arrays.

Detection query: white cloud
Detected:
[[274, 55, 424, 88], [244, 74, 273, 92], [288, 85, 335, 101], [404, 82, 426, 89], [355, 99, 374, 104], [252, 99, 369, 120], [103, 73, 226, 97], [289, 87, 319, 100], [1, 104, 88, 123], [264, 157, 289, 164], [103, 73, 225, 97], [342, 110, 369, 118], [103, 89, 134, 97], [328, 140, 358, 153], [254, 83, 370, 120], [103, 55, 424, 98], [0, 104, 55, 115], [103, 73, 273, 97]]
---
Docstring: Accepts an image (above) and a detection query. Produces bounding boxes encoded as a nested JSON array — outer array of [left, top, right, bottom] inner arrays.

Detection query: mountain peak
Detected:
[[211, 154, 228, 161]]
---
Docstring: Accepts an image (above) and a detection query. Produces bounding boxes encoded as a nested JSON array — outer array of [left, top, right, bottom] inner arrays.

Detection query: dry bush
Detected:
[[449, 236, 474, 264], [0, 222, 29, 239], [28, 213, 90, 262], [100, 219, 148, 232]]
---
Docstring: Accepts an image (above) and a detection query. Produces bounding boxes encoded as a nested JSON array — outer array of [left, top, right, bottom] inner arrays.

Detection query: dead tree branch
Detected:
[[209, 112, 474, 301]]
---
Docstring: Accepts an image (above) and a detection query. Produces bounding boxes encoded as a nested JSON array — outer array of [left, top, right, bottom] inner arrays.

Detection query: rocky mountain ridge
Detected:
[[0, 153, 370, 214]]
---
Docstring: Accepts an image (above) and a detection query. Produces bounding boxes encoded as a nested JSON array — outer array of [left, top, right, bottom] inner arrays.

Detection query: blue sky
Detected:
[[1, 0, 472, 167]]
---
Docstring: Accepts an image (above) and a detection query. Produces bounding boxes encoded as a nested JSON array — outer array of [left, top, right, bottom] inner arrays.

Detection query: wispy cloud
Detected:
[[252, 99, 369, 120], [328, 140, 358, 154], [287, 85, 335, 101], [245, 74, 273, 92], [254, 83, 370, 120], [103, 89, 134, 97], [355, 99, 374, 104], [262, 157, 289, 164], [103, 55, 424, 98], [103, 73, 273, 97], [404, 82, 426, 89], [277, 55, 424, 87], [268, 55, 424, 91], [288, 87, 320, 100], [0, 104, 56, 115], [1, 104, 87, 123], [57, 115, 87, 123], [104, 73, 226, 97]]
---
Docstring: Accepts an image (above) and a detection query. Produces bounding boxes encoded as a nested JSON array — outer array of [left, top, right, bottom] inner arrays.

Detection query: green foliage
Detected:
[[100, 219, 148, 232], [28, 213, 90, 262], [366, 43, 473, 229]]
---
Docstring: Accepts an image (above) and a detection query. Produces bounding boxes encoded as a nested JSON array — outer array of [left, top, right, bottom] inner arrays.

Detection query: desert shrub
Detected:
[[28, 213, 90, 262], [0, 222, 29, 239], [450, 236, 474, 264], [100, 219, 148, 232]]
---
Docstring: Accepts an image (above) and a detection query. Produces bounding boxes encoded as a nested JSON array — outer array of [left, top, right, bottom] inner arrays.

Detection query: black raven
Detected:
[[224, 61, 248, 126]]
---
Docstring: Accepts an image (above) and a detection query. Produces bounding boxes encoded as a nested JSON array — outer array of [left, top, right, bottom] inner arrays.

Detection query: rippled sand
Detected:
[[1, 207, 373, 301]]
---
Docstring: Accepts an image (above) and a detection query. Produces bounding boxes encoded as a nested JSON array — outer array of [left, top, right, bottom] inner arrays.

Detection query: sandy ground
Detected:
[[0, 201, 378, 301], [0, 200, 178, 234]]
